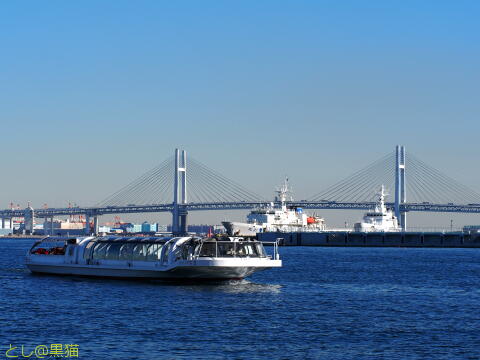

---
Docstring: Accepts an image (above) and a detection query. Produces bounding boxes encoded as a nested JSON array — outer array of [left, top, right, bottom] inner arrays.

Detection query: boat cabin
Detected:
[[29, 236, 272, 263], [26, 236, 281, 280]]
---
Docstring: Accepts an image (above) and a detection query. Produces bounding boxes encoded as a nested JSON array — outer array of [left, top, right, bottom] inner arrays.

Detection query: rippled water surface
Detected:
[[1, 238, 480, 359]]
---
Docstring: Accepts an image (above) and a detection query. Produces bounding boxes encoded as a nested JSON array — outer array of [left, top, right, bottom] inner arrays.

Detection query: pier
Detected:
[[258, 231, 480, 248]]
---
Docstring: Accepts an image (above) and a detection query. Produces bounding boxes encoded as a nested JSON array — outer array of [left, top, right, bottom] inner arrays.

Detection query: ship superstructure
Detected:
[[353, 185, 400, 232]]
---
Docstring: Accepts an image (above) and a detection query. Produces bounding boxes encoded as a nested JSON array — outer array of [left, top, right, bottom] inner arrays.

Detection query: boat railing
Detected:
[[258, 240, 280, 260]]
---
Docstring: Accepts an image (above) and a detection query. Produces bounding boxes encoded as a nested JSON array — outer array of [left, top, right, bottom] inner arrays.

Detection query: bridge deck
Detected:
[[2, 201, 480, 218]]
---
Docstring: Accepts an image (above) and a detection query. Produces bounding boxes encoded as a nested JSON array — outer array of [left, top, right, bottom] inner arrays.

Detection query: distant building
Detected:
[[0, 218, 13, 230], [157, 224, 168, 232], [118, 222, 159, 234], [98, 226, 111, 235], [43, 219, 84, 231], [125, 224, 142, 233], [0, 229, 12, 236], [463, 225, 480, 233], [40, 219, 85, 236], [142, 222, 158, 233], [0, 218, 15, 236], [187, 224, 225, 235]]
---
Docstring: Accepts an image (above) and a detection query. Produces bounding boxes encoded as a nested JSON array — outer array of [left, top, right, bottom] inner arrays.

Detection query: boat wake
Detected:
[[171, 278, 283, 294]]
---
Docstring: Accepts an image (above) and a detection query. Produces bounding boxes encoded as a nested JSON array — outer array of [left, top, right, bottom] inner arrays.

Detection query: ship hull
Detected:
[[26, 259, 281, 280]]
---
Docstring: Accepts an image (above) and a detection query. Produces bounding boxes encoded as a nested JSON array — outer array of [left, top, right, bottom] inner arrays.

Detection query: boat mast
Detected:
[[275, 177, 289, 211], [375, 185, 387, 214], [380, 185, 387, 213]]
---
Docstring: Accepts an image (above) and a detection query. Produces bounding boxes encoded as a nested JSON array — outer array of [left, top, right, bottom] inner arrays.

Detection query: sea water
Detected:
[[1, 238, 479, 359]]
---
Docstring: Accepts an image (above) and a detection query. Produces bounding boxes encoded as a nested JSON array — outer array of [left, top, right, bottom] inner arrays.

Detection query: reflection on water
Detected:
[[15, 268, 283, 294], [176, 279, 283, 294]]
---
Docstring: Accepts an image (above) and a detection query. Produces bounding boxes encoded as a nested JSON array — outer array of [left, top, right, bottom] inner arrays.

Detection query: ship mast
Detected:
[[376, 185, 387, 213], [275, 177, 290, 211]]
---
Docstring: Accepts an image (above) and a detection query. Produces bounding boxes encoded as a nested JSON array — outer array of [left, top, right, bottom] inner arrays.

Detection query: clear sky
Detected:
[[1, 1, 479, 228]]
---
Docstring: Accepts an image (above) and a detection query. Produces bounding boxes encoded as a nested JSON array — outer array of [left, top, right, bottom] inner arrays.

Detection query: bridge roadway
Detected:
[[2, 201, 480, 219]]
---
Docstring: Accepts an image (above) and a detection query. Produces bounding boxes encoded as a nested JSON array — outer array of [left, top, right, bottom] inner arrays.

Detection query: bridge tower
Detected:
[[172, 149, 188, 235], [24, 204, 35, 235], [84, 211, 99, 235], [395, 145, 406, 231]]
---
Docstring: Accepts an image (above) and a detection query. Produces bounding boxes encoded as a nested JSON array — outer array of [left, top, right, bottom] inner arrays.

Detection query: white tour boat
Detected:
[[25, 235, 281, 280], [353, 185, 400, 232], [222, 178, 326, 236]]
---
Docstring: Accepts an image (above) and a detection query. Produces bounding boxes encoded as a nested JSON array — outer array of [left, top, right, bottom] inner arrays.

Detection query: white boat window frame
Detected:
[[132, 243, 149, 261], [91, 242, 109, 260], [146, 243, 163, 261], [118, 243, 136, 260]]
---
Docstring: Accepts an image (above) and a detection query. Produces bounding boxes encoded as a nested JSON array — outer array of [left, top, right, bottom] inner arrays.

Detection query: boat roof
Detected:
[[93, 236, 172, 244], [35, 235, 258, 245], [33, 236, 78, 243]]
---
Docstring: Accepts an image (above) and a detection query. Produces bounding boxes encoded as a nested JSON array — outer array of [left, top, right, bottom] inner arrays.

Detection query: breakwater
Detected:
[[258, 231, 480, 248]]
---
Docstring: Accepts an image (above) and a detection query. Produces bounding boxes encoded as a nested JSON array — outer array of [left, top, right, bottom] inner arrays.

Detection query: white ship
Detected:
[[26, 235, 281, 280], [222, 179, 325, 236], [353, 185, 400, 232]]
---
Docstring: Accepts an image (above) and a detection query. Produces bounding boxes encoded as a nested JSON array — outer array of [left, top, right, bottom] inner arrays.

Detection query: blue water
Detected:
[[1, 239, 480, 359]]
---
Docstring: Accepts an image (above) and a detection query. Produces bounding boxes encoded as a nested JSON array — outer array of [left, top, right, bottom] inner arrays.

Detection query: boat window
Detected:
[[146, 244, 162, 261], [255, 243, 266, 257], [132, 243, 149, 261], [119, 243, 136, 260], [218, 243, 235, 257], [175, 242, 194, 260], [29, 240, 43, 253], [193, 243, 203, 257], [92, 243, 109, 260], [199, 242, 217, 257], [83, 242, 96, 260], [30, 240, 66, 255], [236, 243, 247, 257], [181, 245, 190, 260], [160, 242, 174, 263], [105, 243, 123, 260], [243, 243, 259, 257]]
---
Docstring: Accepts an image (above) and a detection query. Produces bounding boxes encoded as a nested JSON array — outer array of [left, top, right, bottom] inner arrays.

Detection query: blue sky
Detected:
[[1, 1, 479, 227]]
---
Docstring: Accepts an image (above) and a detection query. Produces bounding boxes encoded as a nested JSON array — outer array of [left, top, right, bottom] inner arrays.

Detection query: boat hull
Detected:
[[26, 261, 281, 280]]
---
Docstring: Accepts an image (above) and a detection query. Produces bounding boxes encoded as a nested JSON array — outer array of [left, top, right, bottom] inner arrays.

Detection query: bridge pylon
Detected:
[[172, 149, 188, 235], [395, 145, 406, 231]]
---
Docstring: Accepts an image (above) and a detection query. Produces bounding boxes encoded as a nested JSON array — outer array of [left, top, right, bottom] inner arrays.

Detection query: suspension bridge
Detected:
[[1, 146, 480, 235]]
